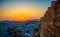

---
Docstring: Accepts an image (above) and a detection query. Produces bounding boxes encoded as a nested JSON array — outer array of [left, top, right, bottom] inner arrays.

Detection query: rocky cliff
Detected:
[[40, 0, 60, 37]]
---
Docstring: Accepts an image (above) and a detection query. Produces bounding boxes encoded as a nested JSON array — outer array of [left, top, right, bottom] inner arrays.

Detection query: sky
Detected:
[[0, 0, 55, 21]]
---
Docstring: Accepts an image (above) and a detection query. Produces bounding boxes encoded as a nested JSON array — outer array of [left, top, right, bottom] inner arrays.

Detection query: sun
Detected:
[[20, 16, 24, 20]]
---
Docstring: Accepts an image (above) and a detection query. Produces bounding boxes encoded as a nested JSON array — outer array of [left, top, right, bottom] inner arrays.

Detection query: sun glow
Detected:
[[0, 2, 45, 21], [21, 16, 24, 19]]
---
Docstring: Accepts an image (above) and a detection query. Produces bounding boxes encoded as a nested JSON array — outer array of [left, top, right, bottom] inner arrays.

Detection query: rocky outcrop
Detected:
[[40, 0, 60, 37]]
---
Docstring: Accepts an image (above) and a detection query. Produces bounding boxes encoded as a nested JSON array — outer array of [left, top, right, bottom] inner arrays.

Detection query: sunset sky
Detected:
[[0, 0, 55, 21]]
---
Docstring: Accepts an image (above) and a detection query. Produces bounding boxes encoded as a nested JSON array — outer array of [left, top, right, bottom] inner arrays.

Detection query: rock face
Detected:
[[40, 0, 60, 37]]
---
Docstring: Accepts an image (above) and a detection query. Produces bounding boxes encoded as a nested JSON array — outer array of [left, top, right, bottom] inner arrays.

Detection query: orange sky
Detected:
[[0, 3, 45, 21], [0, 0, 52, 21]]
